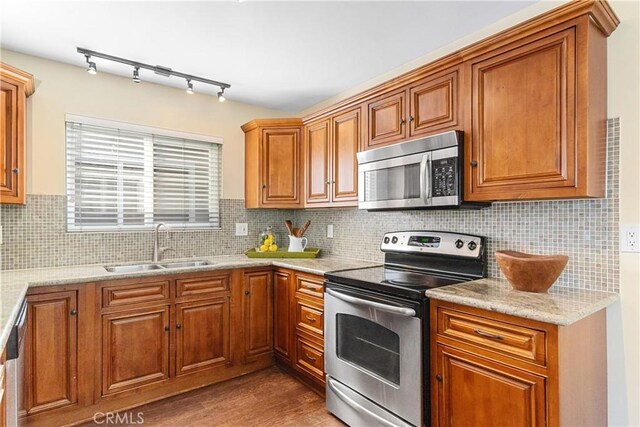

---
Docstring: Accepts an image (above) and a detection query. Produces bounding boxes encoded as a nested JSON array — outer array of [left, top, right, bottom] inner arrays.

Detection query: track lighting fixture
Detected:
[[85, 54, 97, 75], [77, 47, 230, 99], [132, 67, 141, 83]]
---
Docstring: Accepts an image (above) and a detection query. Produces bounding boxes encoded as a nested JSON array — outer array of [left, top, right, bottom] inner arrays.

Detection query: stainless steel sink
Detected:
[[160, 260, 209, 269], [104, 260, 210, 273], [104, 263, 165, 273]]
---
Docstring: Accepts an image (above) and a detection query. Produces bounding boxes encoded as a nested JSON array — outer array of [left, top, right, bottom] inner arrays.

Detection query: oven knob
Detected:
[[468, 241, 477, 251], [391, 236, 398, 244], [383, 236, 390, 244], [455, 239, 464, 249]]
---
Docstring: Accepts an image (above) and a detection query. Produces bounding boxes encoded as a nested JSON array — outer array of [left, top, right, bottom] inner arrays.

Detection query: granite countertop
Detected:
[[425, 278, 619, 326], [0, 254, 379, 352]]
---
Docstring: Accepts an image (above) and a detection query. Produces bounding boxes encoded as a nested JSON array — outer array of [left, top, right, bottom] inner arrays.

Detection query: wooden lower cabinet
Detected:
[[431, 299, 607, 427], [24, 291, 78, 415], [176, 298, 231, 376], [273, 269, 295, 363], [101, 306, 170, 395], [243, 270, 274, 363]]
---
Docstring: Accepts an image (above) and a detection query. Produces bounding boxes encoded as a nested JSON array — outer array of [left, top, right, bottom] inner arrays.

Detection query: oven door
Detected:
[[325, 284, 422, 426], [358, 151, 432, 210]]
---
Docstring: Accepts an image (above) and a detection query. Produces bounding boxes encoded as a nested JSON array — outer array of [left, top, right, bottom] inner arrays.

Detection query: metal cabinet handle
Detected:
[[470, 160, 478, 167], [474, 329, 503, 340], [262, 184, 267, 189], [305, 315, 317, 323], [70, 308, 77, 316], [326, 181, 330, 185], [304, 353, 316, 362], [176, 323, 182, 329], [164, 326, 170, 332], [435, 374, 443, 382], [12, 168, 19, 174], [409, 116, 415, 122], [399, 118, 406, 125], [244, 290, 250, 296]]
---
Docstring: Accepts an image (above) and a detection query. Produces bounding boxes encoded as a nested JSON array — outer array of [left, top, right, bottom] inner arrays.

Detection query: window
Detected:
[[66, 115, 221, 231]]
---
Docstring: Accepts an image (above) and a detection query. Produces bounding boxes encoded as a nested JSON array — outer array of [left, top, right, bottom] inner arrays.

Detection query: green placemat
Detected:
[[244, 247, 321, 258]]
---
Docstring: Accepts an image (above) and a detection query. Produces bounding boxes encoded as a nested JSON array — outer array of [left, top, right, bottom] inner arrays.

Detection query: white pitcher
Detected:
[[288, 235, 308, 252]]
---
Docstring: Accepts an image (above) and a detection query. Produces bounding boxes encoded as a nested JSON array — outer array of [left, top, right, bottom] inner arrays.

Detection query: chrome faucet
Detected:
[[152, 223, 172, 262]]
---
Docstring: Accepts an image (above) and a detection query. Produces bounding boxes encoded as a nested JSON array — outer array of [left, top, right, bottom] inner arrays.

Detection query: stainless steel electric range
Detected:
[[324, 231, 487, 427]]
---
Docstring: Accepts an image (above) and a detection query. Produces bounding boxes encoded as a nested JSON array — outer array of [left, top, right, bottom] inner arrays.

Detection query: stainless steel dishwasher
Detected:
[[5, 300, 27, 426]]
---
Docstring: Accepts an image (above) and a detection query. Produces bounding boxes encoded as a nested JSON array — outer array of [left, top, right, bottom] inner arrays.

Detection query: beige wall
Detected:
[[0, 49, 291, 200], [299, 2, 640, 425]]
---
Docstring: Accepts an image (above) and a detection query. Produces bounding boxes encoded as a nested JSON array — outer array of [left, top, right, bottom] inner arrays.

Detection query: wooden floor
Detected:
[[83, 367, 344, 427]]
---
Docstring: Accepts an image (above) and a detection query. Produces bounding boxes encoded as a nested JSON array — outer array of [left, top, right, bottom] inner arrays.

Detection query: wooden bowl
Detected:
[[495, 250, 568, 293]]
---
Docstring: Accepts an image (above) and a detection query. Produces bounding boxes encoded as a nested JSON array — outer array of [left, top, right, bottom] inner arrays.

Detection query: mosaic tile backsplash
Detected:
[[0, 119, 619, 293]]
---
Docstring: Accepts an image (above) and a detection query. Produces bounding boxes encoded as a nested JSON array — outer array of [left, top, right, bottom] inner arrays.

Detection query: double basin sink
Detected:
[[104, 260, 210, 273]]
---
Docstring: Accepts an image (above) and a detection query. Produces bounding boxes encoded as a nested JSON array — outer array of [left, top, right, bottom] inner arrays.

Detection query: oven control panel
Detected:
[[381, 231, 483, 258]]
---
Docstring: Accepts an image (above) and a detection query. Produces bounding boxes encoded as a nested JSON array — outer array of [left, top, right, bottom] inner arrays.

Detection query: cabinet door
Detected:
[[176, 298, 231, 376], [25, 291, 78, 414], [0, 80, 24, 204], [366, 89, 406, 149], [243, 271, 273, 363], [332, 107, 360, 203], [435, 344, 546, 427], [304, 119, 331, 204], [273, 270, 294, 363], [409, 68, 459, 137], [468, 28, 576, 201], [261, 127, 301, 206], [102, 306, 170, 396]]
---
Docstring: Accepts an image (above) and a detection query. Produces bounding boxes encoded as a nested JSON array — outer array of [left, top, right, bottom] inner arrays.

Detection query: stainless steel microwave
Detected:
[[357, 131, 488, 210]]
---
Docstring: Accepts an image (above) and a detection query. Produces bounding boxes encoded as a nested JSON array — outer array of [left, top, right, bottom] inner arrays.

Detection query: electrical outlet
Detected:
[[235, 223, 248, 236], [620, 226, 640, 252], [327, 224, 334, 239]]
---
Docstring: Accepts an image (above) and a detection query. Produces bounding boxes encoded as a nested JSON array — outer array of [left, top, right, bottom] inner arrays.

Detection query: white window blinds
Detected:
[[66, 118, 221, 231]]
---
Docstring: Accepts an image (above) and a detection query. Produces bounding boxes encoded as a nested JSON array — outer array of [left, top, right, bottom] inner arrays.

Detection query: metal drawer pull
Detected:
[[304, 353, 316, 362], [305, 315, 317, 323], [474, 329, 504, 340], [326, 289, 416, 317], [327, 378, 397, 427]]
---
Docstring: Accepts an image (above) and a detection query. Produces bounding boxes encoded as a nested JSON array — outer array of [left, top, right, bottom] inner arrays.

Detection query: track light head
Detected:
[[186, 80, 194, 95], [85, 55, 97, 75], [218, 88, 226, 103], [132, 67, 141, 83]]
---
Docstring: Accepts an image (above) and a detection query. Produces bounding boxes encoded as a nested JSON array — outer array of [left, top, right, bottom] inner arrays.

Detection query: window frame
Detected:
[[65, 114, 223, 232]]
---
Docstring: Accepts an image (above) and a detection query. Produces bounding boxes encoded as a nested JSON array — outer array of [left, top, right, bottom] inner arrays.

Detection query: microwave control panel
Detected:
[[432, 157, 457, 197]]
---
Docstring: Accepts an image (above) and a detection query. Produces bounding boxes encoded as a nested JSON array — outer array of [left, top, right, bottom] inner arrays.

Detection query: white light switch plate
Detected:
[[621, 225, 640, 252], [327, 224, 334, 239], [235, 223, 248, 236]]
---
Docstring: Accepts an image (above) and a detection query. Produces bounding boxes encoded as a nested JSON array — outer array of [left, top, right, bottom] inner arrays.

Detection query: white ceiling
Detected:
[[0, 1, 537, 112]]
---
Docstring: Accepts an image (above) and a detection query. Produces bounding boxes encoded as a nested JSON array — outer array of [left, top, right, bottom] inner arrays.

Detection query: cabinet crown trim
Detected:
[[241, 118, 303, 132], [0, 62, 35, 96]]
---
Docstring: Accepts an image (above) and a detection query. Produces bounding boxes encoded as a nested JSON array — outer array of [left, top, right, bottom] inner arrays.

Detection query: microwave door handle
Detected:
[[420, 154, 431, 202], [327, 377, 399, 427], [326, 289, 416, 317]]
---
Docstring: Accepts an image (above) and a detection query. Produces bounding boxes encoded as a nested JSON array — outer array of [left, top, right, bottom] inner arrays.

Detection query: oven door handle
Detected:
[[326, 289, 416, 317], [327, 377, 399, 427]]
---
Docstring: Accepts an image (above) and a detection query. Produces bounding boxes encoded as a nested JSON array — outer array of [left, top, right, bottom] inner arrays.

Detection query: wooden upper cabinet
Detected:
[[304, 119, 331, 204], [101, 306, 170, 396], [243, 270, 274, 363], [0, 63, 34, 205], [409, 67, 460, 138], [25, 291, 78, 415], [366, 89, 406, 148], [175, 298, 231, 376], [332, 107, 360, 203], [467, 20, 607, 201], [242, 119, 303, 209], [435, 344, 546, 427]]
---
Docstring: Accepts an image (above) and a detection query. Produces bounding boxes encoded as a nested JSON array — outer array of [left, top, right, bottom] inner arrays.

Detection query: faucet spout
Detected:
[[152, 223, 171, 262]]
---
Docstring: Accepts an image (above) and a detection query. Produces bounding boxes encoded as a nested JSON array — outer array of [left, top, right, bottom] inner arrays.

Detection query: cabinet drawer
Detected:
[[296, 300, 323, 337], [295, 336, 324, 381], [437, 307, 547, 366], [176, 274, 230, 299], [102, 280, 170, 309], [295, 274, 324, 300]]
